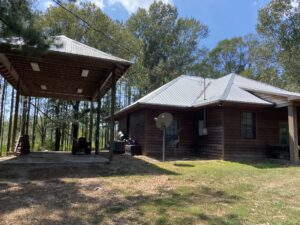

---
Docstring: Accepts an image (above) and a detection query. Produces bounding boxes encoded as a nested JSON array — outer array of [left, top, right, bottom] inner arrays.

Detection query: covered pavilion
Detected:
[[0, 35, 132, 161]]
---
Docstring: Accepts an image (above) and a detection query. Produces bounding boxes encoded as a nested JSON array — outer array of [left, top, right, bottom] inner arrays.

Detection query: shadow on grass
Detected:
[[100, 185, 243, 225], [0, 154, 177, 181], [197, 212, 241, 225], [229, 159, 300, 169], [173, 163, 194, 167], [0, 151, 245, 225], [0, 179, 107, 225], [0, 178, 242, 225]]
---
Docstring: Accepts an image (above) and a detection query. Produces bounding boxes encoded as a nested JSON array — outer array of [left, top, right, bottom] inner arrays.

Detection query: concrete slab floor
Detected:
[[0, 151, 108, 164]]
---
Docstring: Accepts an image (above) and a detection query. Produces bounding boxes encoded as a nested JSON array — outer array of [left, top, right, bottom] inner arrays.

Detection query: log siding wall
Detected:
[[144, 109, 197, 159], [117, 104, 293, 160], [196, 106, 224, 159], [118, 110, 146, 152], [223, 105, 287, 159]]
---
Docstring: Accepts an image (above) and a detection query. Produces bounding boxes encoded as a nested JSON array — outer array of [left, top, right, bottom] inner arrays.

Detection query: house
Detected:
[[114, 73, 300, 162]]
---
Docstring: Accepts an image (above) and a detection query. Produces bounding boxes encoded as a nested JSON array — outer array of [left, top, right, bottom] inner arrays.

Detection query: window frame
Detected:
[[278, 121, 289, 145], [241, 111, 256, 140], [165, 119, 180, 148]]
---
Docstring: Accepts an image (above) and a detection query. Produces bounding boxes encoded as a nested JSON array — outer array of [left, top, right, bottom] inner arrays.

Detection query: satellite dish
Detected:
[[155, 112, 173, 130], [154, 112, 173, 162]]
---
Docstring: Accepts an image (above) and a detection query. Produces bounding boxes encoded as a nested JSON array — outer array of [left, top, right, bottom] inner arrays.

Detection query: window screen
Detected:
[[242, 112, 256, 139], [279, 122, 288, 145], [166, 120, 179, 148]]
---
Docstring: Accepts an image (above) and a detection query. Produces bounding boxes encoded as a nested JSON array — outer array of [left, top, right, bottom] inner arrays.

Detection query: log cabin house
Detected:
[[114, 73, 300, 162]]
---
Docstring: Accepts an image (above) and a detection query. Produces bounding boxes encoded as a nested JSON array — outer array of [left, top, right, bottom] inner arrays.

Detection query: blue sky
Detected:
[[38, 0, 271, 49]]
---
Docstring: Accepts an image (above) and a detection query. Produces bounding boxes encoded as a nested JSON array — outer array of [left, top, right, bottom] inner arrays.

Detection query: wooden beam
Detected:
[[288, 104, 299, 162], [0, 53, 30, 95], [31, 91, 91, 101], [92, 72, 112, 101], [109, 68, 116, 162]]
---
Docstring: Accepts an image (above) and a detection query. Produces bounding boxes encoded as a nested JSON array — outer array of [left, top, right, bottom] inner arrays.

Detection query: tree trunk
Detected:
[[6, 87, 14, 153], [41, 129, 46, 147], [55, 128, 61, 151], [12, 80, 20, 151], [0, 81, 7, 134], [50, 129, 53, 143], [127, 84, 131, 106], [0, 80, 7, 152], [61, 122, 65, 151]]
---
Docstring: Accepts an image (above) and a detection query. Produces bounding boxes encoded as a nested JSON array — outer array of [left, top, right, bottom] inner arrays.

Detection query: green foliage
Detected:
[[193, 34, 283, 87], [257, 0, 300, 91], [126, 1, 208, 93], [0, 0, 49, 54], [40, 2, 138, 59]]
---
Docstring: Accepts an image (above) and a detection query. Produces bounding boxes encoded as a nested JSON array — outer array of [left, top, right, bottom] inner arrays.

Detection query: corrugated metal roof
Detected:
[[50, 35, 132, 64], [115, 73, 300, 116], [0, 35, 132, 65], [139, 75, 206, 107], [233, 74, 300, 98]]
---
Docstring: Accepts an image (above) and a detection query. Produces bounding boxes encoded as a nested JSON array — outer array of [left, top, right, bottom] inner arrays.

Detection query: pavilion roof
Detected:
[[0, 35, 132, 101]]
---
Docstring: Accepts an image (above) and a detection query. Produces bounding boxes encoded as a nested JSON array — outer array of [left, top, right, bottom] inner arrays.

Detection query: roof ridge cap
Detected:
[[58, 35, 125, 60], [220, 73, 236, 100]]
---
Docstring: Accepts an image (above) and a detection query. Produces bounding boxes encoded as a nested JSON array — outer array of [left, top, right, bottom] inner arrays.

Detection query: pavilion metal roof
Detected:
[[50, 35, 132, 64], [0, 35, 133, 101]]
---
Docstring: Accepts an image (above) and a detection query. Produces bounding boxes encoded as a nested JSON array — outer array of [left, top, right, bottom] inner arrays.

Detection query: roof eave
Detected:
[[47, 49, 133, 66]]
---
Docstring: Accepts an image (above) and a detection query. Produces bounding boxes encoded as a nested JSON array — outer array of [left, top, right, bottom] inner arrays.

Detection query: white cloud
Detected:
[[108, 0, 173, 14]]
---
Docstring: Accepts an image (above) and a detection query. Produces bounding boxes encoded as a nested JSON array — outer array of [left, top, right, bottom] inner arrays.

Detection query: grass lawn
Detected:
[[0, 154, 300, 225]]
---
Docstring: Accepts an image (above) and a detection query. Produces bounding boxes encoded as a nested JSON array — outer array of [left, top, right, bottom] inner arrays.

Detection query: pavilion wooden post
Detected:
[[89, 101, 93, 146], [21, 96, 28, 136], [25, 96, 31, 135], [11, 80, 20, 151], [109, 68, 116, 162], [288, 103, 299, 162], [95, 97, 101, 154]]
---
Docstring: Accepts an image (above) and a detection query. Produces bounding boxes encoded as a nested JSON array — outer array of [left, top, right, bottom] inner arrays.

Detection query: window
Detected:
[[279, 122, 288, 145], [242, 112, 256, 139], [166, 120, 179, 148]]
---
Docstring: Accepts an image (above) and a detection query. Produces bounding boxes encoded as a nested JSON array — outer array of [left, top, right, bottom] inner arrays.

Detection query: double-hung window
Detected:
[[242, 112, 256, 139]]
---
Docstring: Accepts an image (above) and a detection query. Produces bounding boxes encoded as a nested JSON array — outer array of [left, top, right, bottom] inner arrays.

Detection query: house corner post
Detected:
[[288, 103, 299, 162]]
